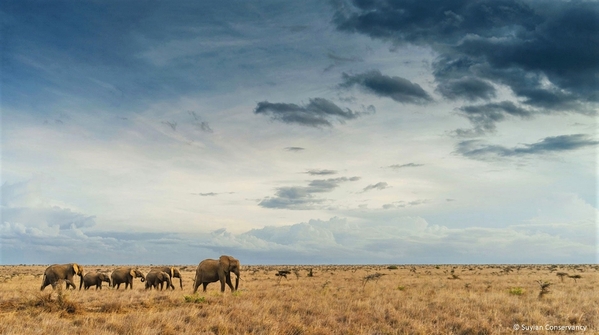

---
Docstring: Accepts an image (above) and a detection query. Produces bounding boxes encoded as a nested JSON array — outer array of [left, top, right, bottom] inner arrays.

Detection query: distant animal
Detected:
[[193, 255, 240, 293], [276, 270, 291, 278], [150, 266, 183, 289], [40, 263, 84, 291], [145, 270, 173, 290], [110, 268, 145, 289], [80, 272, 111, 290]]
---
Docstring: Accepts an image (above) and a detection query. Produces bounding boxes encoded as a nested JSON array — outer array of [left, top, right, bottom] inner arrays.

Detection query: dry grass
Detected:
[[0, 264, 597, 334]]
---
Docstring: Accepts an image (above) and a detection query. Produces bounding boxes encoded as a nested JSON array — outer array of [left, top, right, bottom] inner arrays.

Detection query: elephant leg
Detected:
[[225, 275, 234, 291], [203, 282, 208, 292]]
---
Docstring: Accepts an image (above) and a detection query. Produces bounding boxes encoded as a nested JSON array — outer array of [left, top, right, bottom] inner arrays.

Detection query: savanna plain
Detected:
[[0, 264, 597, 334]]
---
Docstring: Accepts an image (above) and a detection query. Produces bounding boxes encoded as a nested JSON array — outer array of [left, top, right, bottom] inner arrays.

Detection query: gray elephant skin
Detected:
[[40, 263, 84, 291], [193, 255, 240, 293], [145, 270, 173, 290], [110, 267, 145, 289], [80, 272, 111, 290], [150, 266, 183, 289]]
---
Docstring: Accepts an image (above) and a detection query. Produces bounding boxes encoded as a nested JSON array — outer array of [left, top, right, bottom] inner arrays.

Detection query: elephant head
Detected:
[[220, 255, 240, 291], [72, 263, 85, 289], [130, 269, 145, 282], [171, 267, 183, 289], [99, 273, 111, 287]]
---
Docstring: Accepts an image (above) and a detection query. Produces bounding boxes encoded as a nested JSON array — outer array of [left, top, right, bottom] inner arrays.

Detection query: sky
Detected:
[[1, 0, 597, 265]]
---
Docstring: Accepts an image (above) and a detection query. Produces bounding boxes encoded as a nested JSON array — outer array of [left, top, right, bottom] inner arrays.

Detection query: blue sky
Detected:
[[1, 0, 597, 265]]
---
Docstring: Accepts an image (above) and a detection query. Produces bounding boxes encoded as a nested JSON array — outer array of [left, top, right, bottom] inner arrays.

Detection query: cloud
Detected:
[[305, 169, 337, 175], [455, 134, 599, 159], [254, 98, 360, 127], [362, 182, 390, 192], [188, 111, 213, 133], [334, 0, 599, 118], [259, 177, 360, 210], [340, 70, 433, 104], [284, 147, 305, 152], [382, 199, 430, 209], [436, 77, 496, 101], [454, 101, 534, 136], [387, 163, 423, 169]]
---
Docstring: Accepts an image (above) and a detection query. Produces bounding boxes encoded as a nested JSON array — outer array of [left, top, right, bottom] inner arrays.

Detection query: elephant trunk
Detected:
[[79, 274, 84, 290], [178, 277, 183, 289]]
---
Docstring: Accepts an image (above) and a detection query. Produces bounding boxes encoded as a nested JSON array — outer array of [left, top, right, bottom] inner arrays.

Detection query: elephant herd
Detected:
[[39, 255, 240, 294]]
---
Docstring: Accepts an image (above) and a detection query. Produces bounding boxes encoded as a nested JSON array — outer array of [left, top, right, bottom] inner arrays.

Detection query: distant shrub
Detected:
[[184, 295, 206, 303], [397, 285, 406, 291], [508, 287, 524, 295], [387, 265, 398, 270]]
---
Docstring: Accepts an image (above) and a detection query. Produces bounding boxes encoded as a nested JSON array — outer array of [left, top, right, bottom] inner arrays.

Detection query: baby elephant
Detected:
[[145, 270, 173, 290], [80, 272, 111, 290]]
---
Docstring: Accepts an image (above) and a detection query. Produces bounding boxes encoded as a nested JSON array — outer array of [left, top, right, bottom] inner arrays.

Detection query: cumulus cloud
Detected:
[[254, 98, 360, 127], [340, 70, 433, 104], [259, 177, 360, 210], [455, 134, 599, 159]]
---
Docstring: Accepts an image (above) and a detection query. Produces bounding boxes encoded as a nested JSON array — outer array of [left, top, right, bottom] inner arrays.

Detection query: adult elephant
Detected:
[[193, 255, 240, 293], [80, 272, 111, 290], [40, 263, 84, 291], [145, 270, 173, 290], [111, 268, 145, 289], [150, 266, 183, 290]]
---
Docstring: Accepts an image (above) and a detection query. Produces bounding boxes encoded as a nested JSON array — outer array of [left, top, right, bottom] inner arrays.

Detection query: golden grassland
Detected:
[[0, 264, 597, 334]]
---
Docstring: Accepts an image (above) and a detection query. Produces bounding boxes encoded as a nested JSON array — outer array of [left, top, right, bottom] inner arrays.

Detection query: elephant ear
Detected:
[[219, 255, 231, 272], [73, 263, 81, 275], [130, 269, 136, 277]]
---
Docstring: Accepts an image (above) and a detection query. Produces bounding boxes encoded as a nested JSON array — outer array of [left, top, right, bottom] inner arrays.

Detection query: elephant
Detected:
[[193, 255, 240, 293], [40, 263, 84, 291], [150, 266, 183, 289], [145, 270, 173, 290], [110, 267, 145, 289], [80, 272, 111, 290]]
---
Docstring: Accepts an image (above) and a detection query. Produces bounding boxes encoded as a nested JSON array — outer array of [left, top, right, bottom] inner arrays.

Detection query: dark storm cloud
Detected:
[[334, 0, 599, 115], [254, 98, 360, 127], [436, 77, 496, 101], [340, 70, 432, 104], [259, 177, 360, 210], [455, 101, 534, 136], [456, 134, 599, 158]]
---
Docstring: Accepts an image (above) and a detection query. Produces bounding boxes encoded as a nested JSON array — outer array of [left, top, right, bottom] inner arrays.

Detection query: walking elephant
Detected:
[[80, 272, 111, 290], [40, 263, 84, 291], [150, 266, 183, 289], [193, 255, 240, 293], [110, 268, 145, 289], [145, 270, 173, 290]]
